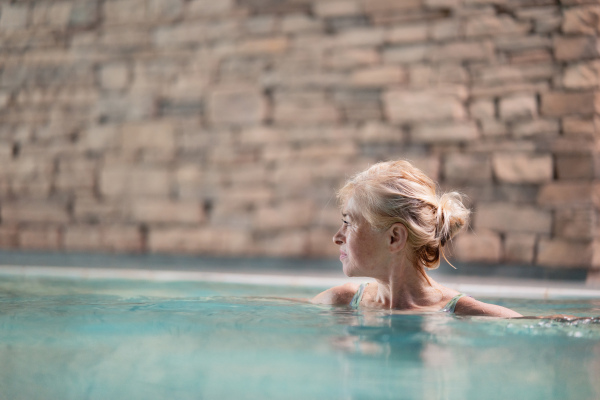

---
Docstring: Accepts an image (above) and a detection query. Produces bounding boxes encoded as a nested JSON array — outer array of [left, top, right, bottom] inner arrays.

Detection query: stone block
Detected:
[[257, 231, 309, 257], [103, 0, 148, 25], [505, 234, 536, 264], [563, 61, 600, 89], [73, 198, 123, 224], [243, 16, 277, 35], [64, 225, 143, 253], [384, 87, 467, 123], [323, 48, 380, 69], [430, 41, 495, 62], [335, 90, 383, 121], [282, 14, 323, 33], [130, 200, 205, 224], [541, 91, 595, 117], [1, 202, 70, 224], [493, 153, 553, 184], [32, 2, 72, 28], [208, 86, 267, 126], [273, 100, 339, 125], [452, 230, 502, 264], [19, 228, 62, 250], [7, 156, 53, 198], [469, 99, 495, 120], [537, 239, 592, 268], [362, 0, 422, 13], [476, 203, 552, 234], [554, 36, 599, 61], [148, 227, 251, 255], [55, 158, 97, 194], [387, 24, 428, 44], [148, 0, 184, 21], [313, 1, 361, 17], [350, 66, 406, 87], [412, 122, 479, 143], [254, 201, 315, 231], [472, 64, 555, 85], [383, 44, 431, 64], [509, 49, 552, 64], [0, 4, 29, 30], [121, 120, 177, 161], [79, 125, 120, 152], [443, 153, 492, 184], [430, 20, 460, 40], [557, 155, 594, 179], [100, 63, 130, 91], [562, 6, 600, 35], [100, 164, 171, 198], [409, 64, 469, 87], [512, 119, 559, 138], [496, 34, 552, 51], [537, 182, 592, 207], [69, 1, 99, 28], [0, 226, 19, 248], [499, 94, 537, 121], [358, 121, 403, 143], [480, 119, 508, 137], [471, 82, 549, 98], [465, 15, 531, 37], [554, 207, 594, 240], [333, 27, 386, 47], [187, 0, 234, 16], [237, 37, 289, 54], [563, 117, 595, 137]]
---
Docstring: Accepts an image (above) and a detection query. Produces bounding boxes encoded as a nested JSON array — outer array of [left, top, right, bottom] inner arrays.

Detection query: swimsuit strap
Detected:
[[441, 293, 467, 313], [350, 283, 368, 309]]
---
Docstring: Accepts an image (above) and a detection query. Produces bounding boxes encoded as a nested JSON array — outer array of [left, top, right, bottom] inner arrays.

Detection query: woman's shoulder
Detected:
[[454, 296, 522, 318], [310, 282, 363, 306]]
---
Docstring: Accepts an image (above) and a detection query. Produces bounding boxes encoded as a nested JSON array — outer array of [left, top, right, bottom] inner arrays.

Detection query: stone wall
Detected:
[[0, 0, 598, 273]]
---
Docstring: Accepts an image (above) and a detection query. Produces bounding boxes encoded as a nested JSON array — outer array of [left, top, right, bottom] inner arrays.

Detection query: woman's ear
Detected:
[[388, 223, 408, 252]]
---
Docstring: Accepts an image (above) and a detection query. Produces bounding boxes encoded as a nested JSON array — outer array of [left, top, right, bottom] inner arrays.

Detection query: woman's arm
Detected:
[[310, 282, 359, 306]]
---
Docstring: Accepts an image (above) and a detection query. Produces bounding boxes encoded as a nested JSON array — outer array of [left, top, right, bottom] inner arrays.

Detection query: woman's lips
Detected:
[[339, 251, 347, 260]]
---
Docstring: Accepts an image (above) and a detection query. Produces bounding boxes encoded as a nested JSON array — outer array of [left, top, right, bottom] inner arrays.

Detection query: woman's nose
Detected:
[[333, 228, 344, 245]]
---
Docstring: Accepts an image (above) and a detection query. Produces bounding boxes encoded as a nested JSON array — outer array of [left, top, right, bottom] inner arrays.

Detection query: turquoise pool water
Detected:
[[1, 275, 599, 400]]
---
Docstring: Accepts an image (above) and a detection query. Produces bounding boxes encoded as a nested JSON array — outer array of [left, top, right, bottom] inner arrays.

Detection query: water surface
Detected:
[[1, 276, 599, 400]]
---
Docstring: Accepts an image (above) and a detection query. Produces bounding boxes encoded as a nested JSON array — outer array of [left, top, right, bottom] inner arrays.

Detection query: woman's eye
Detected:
[[342, 219, 350, 226]]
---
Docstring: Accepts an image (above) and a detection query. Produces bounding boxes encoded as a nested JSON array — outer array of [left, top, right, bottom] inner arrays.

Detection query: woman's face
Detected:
[[333, 198, 390, 279]]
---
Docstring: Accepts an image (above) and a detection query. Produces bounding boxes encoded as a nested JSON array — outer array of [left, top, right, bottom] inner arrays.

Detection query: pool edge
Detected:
[[2, 265, 600, 300]]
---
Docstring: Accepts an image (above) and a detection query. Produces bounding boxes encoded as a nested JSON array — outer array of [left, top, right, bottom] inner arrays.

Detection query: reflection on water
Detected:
[[330, 308, 600, 400], [0, 276, 599, 400]]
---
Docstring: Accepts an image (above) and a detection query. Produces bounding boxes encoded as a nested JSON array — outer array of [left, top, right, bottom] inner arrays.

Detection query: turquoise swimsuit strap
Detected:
[[350, 283, 368, 309], [441, 293, 467, 313]]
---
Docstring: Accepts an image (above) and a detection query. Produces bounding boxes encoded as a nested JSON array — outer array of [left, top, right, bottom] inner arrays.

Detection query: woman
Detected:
[[311, 160, 522, 318]]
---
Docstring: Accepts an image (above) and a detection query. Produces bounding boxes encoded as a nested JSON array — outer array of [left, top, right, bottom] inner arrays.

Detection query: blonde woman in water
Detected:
[[312, 160, 522, 318]]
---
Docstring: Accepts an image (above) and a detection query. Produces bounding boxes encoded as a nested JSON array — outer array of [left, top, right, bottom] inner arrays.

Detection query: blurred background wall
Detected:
[[0, 0, 598, 272]]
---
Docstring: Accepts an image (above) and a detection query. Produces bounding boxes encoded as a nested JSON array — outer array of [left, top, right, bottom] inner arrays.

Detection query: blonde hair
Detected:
[[338, 160, 470, 271]]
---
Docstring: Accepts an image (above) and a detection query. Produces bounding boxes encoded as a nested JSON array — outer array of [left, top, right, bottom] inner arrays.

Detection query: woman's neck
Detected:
[[373, 260, 441, 310]]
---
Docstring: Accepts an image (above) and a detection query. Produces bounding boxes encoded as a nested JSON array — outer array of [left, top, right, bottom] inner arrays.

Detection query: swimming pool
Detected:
[[1, 272, 599, 400]]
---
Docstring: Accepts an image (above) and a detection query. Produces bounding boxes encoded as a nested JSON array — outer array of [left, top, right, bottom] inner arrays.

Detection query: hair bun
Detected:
[[436, 192, 470, 246]]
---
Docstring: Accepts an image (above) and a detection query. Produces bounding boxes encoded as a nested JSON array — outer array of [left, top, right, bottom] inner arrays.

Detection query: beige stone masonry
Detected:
[[505, 234, 536, 264], [452, 230, 502, 264], [0, 0, 598, 273], [492, 153, 553, 184], [537, 239, 593, 268], [476, 203, 552, 234]]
